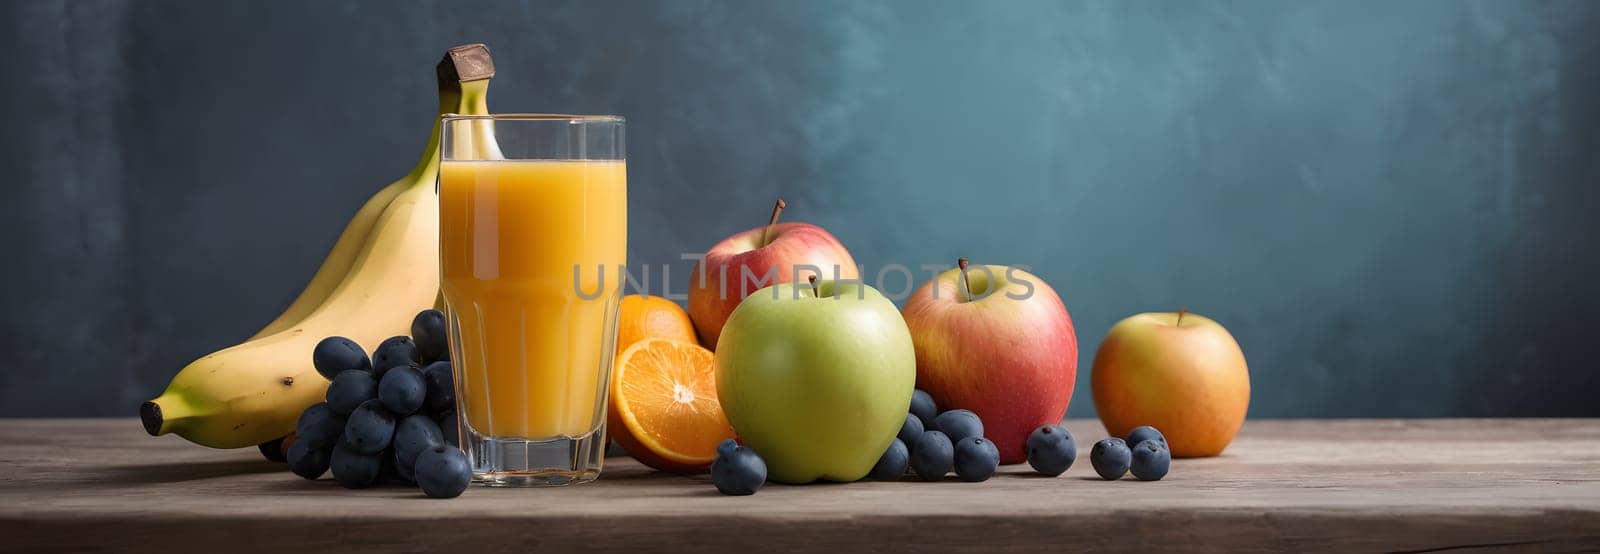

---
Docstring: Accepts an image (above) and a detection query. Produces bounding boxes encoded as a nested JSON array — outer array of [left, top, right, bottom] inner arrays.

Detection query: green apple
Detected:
[[714, 279, 916, 484]]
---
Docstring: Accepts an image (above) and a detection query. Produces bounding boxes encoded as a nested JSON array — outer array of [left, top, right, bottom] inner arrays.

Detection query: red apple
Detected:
[[901, 259, 1078, 464], [689, 199, 859, 349]]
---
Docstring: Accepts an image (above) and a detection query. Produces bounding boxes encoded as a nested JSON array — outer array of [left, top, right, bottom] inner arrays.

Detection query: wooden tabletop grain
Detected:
[[0, 418, 1596, 552]]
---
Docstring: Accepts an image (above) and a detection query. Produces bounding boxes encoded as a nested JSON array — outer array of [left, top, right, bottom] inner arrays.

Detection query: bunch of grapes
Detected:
[[265, 309, 472, 498]]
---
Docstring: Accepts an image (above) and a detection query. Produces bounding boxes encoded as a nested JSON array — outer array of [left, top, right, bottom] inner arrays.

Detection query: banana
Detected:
[[141, 44, 499, 449], [251, 45, 509, 339]]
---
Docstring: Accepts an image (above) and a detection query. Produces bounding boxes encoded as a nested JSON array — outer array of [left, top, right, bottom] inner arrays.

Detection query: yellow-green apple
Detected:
[[715, 278, 915, 483], [1092, 309, 1249, 457], [689, 199, 859, 349], [901, 259, 1078, 464]]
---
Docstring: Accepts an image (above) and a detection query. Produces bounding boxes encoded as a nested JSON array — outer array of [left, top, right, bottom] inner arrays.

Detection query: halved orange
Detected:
[[608, 338, 735, 472]]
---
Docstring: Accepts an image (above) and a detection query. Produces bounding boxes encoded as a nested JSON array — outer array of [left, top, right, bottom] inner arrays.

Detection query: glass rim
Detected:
[[440, 113, 624, 123]]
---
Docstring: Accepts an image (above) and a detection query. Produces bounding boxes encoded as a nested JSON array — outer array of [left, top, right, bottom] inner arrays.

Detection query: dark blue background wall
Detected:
[[4, 0, 1597, 418]]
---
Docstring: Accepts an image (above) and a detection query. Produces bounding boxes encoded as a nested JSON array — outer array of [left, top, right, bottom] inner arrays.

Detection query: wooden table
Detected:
[[1, 419, 1596, 552]]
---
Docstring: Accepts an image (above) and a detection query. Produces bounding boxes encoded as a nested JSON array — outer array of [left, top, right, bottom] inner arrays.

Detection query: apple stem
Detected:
[[1177, 307, 1188, 326], [957, 257, 971, 301], [760, 198, 787, 247], [807, 274, 819, 298]]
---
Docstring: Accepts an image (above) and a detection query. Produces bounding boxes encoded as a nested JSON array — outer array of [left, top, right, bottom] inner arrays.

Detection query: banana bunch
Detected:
[[141, 44, 500, 449]]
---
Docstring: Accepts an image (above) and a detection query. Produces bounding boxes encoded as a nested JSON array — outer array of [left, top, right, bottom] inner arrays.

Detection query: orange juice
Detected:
[[439, 160, 627, 439]]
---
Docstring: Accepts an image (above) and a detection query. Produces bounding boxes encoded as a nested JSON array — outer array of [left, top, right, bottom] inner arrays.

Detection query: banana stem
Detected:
[[417, 44, 499, 181], [441, 44, 499, 162]]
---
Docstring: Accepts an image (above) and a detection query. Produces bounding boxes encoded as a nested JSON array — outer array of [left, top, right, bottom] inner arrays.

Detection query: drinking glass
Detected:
[[437, 114, 626, 486]]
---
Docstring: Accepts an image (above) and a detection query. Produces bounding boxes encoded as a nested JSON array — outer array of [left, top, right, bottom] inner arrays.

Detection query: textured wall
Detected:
[[3, 0, 1597, 418]]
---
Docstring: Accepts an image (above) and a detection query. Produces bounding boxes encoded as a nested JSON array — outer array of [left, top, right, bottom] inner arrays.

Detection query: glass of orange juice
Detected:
[[437, 114, 625, 486]]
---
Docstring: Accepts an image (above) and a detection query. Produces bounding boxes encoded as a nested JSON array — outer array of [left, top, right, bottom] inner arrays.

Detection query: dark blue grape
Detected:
[[343, 399, 396, 455], [868, 438, 909, 481], [294, 402, 345, 450], [1025, 424, 1077, 477], [394, 414, 444, 471], [1126, 426, 1166, 450], [909, 389, 938, 428], [326, 369, 377, 418], [286, 439, 329, 480], [953, 436, 1000, 482], [411, 309, 448, 363], [421, 361, 455, 414], [897, 413, 924, 446], [415, 445, 472, 498], [371, 336, 419, 377], [436, 410, 459, 447], [378, 365, 426, 416], [933, 409, 983, 443], [711, 446, 767, 495], [910, 430, 954, 481], [331, 441, 382, 489], [1091, 438, 1132, 480], [1130, 440, 1171, 481], [312, 336, 371, 381]]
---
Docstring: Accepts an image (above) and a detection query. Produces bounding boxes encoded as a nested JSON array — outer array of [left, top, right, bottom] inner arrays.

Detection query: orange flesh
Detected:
[[612, 339, 732, 464]]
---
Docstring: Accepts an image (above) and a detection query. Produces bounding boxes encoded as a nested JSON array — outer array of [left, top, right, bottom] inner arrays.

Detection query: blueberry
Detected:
[[1130, 440, 1171, 481], [330, 441, 383, 489], [326, 369, 377, 418], [415, 445, 472, 498], [1090, 438, 1132, 480], [286, 439, 329, 480], [897, 413, 924, 446], [868, 438, 909, 481], [436, 410, 459, 447], [394, 414, 444, 471], [953, 436, 1000, 482], [909, 430, 954, 481], [312, 336, 371, 380], [933, 409, 983, 443], [1125, 426, 1166, 450], [421, 361, 455, 414], [716, 438, 739, 459], [411, 309, 449, 363], [1025, 424, 1077, 476], [343, 399, 396, 455], [909, 389, 939, 428], [294, 402, 345, 450], [378, 365, 427, 416], [371, 336, 419, 376], [258, 436, 289, 463], [711, 446, 767, 495]]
